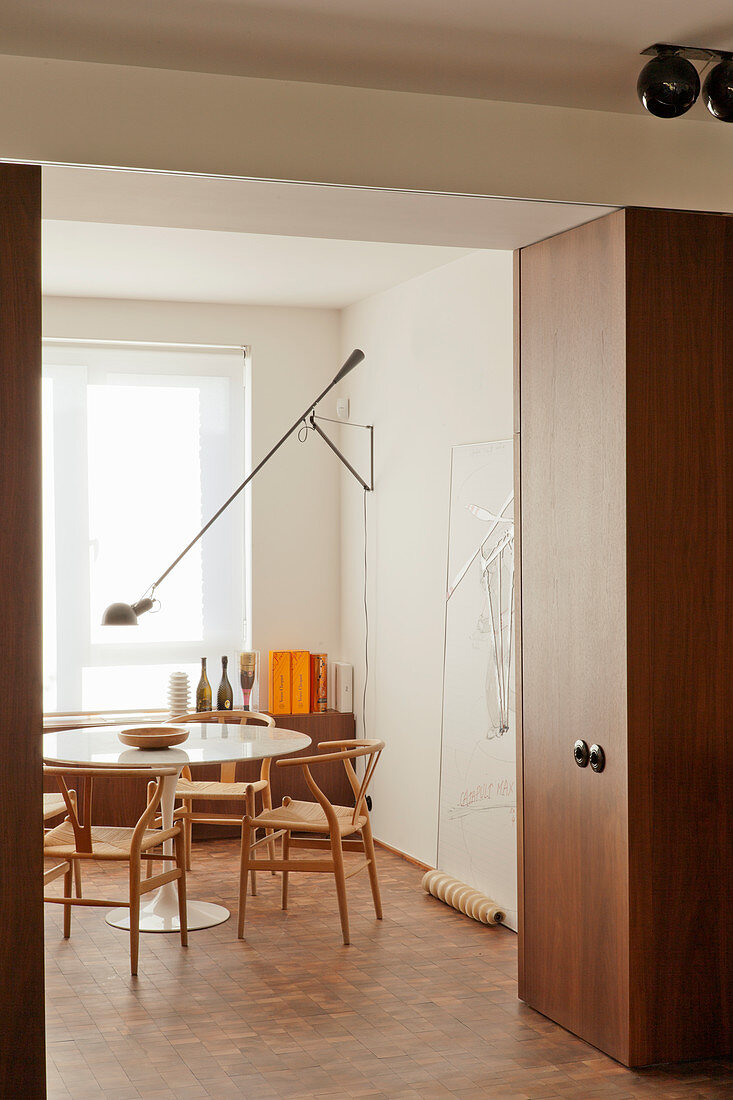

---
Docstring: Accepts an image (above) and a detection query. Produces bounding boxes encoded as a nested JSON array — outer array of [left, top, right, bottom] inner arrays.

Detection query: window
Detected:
[[43, 341, 247, 713]]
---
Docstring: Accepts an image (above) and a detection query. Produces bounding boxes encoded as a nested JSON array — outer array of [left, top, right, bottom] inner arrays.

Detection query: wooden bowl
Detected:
[[118, 726, 190, 750]]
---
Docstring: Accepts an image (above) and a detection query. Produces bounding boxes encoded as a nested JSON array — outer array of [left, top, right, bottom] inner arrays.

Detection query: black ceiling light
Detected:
[[637, 47, 700, 118], [638, 44, 733, 121], [703, 59, 733, 122]]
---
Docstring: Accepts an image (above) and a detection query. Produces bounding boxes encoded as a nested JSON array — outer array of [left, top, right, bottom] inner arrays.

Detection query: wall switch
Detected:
[[336, 397, 350, 420]]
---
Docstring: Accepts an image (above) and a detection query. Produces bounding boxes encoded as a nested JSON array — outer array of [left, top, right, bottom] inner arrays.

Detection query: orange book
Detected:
[[268, 650, 291, 714], [291, 650, 310, 714], [310, 654, 328, 712]]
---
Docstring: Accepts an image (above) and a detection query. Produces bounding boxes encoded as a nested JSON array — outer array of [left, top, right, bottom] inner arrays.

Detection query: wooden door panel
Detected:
[[519, 211, 631, 1063], [0, 163, 45, 1098], [624, 208, 732, 1064]]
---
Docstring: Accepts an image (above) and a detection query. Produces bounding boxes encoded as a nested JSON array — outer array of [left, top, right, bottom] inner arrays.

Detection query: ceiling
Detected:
[[42, 167, 616, 307], [4, 0, 733, 116], [43, 166, 617, 250], [43, 220, 475, 308]]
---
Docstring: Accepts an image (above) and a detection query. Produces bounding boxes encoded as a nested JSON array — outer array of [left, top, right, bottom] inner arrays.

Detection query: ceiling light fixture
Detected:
[[638, 43, 733, 122], [702, 58, 733, 122]]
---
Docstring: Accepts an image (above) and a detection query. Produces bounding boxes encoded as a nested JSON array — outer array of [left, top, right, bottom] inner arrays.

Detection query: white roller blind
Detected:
[[42, 340, 247, 712]]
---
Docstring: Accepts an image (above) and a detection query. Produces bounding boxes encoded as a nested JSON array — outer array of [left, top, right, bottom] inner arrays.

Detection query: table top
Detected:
[[43, 723, 312, 768]]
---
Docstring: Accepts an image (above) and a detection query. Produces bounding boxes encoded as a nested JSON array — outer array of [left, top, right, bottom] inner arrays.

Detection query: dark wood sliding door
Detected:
[[0, 163, 45, 1098], [517, 208, 731, 1067], [518, 213, 631, 1062]]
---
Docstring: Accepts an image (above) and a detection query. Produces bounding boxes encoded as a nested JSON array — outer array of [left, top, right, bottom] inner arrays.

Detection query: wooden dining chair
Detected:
[[43, 789, 82, 898], [43, 764, 188, 976], [43, 792, 68, 821], [167, 710, 277, 886], [237, 739, 384, 945]]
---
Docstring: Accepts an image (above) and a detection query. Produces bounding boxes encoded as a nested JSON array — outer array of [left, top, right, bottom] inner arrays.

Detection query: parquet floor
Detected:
[[45, 841, 732, 1099]]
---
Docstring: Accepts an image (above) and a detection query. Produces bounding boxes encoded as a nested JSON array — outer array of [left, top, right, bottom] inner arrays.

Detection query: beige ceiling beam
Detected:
[[1, 53, 731, 212]]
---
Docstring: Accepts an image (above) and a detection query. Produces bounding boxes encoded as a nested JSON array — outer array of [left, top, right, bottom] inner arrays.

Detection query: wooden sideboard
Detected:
[[43, 710, 356, 833]]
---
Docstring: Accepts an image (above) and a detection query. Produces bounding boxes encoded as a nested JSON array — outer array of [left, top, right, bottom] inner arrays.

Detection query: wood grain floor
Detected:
[[45, 841, 732, 1099]]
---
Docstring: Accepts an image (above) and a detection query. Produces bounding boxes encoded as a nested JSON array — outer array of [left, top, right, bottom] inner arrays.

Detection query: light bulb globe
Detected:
[[703, 60, 733, 122], [637, 53, 700, 118]]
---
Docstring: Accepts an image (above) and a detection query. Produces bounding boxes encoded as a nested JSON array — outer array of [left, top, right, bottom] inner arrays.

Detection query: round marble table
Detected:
[[43, 722, 311, 933]]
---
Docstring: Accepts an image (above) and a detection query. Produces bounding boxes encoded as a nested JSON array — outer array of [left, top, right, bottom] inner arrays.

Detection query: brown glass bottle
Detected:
[[217, 656, 233, 711], [196, 657, 212, 712]]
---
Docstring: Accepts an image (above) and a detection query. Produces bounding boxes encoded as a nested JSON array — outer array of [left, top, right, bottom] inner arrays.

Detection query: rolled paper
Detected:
[[461, 890, 483, 917], [444, 881, 463, 908], [473, 897, 494, 923], [421, 869, 504, 926], [423, 870, 446, 894], [453, 885, 475, 914]]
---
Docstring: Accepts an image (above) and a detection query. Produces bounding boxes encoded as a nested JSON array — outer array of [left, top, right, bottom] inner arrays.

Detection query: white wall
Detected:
[[43, 295, 342, 702], [45, 252, 514, 867], [3, 53, 733, 211], [339, 251, 514, 865]]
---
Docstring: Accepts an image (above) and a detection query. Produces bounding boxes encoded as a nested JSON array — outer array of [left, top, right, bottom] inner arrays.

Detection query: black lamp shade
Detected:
[[637, 54, 700, 118], [101, 602, 138, 625], [101, 597, 155, 625], [332, 348, 364, 385], [703, 60, 733, 122]]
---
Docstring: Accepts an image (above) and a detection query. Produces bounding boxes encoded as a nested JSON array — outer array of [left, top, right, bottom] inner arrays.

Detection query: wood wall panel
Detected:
[[512, 250, 525, 990], [0, 164, 45, 1098], [519, 211, 631, 1063], [624, 208, 732, 1065]]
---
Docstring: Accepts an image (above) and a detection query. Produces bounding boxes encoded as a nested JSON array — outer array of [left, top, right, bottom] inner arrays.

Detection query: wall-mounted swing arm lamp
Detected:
[[638, 43, 733, 121], [102, 348, 371, 625]]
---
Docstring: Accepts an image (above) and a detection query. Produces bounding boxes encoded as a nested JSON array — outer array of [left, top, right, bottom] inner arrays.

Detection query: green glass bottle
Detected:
[[196, 657, 212, 712], [217, 655, 233, 711]]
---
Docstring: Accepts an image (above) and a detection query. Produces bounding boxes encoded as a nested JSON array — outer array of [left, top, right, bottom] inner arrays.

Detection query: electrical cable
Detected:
[[297, 418, 370, 737], [362, 486, 369, 739]]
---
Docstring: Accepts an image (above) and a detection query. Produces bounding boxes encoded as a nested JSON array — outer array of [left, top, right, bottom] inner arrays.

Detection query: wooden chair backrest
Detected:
[[169, 710, 275, 727], [169, 710, 275, 782], [43, 764, 178, 854], [276, 739, 384, 827]]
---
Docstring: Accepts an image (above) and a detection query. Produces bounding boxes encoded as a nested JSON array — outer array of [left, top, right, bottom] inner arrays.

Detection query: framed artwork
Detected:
[[437, 439, 517, 930]]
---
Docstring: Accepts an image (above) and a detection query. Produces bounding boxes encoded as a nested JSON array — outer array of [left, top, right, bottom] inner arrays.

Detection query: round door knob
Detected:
[[589, 744, 606, 772], [574, 739, 590, 767]]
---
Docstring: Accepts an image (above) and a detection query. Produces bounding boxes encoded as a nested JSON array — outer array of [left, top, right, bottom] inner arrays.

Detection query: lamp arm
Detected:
[[149, 409, 301, 593], [148, 351, 364, 595], [308, 413, 374, 492]]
